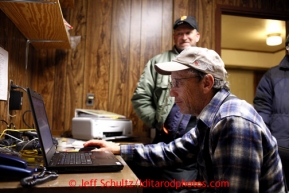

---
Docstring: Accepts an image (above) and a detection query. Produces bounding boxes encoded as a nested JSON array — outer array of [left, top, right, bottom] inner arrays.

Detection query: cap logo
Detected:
[[180, 16, 187, 21], [192, 60, 213, 72]]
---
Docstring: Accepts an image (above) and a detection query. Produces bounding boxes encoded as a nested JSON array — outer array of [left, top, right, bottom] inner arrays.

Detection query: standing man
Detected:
[[84, 47, 285, 193], [254, 35, 289, 148], [131, 16, 200, 193]]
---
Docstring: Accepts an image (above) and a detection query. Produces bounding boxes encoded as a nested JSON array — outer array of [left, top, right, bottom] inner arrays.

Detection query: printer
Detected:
[[71, 109, 133, 140]]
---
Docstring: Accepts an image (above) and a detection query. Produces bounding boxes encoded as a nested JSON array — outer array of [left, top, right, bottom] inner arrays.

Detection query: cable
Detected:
[[20, 138, 38, 151], [0, 120, 9, 128], [22, 110, 34, 128], [11, 84, 27, 92], [0, 129, 36, 139], [20, 167, 58, 187], [9, 123, 16, 129], [3, 133, 23, 143], [0, 147, 20, 156]]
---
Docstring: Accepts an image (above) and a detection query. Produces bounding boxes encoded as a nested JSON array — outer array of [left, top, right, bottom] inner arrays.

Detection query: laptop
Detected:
[[26, 88, 124, 173]]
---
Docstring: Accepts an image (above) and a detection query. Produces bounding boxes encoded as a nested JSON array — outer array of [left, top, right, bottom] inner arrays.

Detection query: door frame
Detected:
[[215, 4, 289, 55]]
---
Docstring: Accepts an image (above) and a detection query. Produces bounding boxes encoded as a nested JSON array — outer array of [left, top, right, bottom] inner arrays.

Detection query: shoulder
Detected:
[[218, 98, 266, 130], [150, 50, 177, 63]]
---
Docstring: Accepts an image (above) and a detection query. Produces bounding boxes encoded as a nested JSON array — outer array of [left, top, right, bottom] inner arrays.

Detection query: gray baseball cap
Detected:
[[155, 47, 227, 80]]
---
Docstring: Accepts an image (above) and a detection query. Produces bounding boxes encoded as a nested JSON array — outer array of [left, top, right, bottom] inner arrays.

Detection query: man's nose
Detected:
[[170, 89, 177, 97]]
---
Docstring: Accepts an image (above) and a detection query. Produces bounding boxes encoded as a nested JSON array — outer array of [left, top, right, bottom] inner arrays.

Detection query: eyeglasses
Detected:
[[168, 76, 199, 89]]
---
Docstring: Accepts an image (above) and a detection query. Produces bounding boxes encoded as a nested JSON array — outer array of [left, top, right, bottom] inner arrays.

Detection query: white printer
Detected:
[[71, 109, 133, 140]]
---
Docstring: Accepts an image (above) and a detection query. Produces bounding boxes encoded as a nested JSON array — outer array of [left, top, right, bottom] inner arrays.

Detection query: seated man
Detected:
[[84, 47, 285, 193]]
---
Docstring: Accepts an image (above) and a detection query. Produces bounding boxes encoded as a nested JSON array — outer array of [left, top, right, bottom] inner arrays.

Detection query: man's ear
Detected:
[[202, 74, 214, 93], [196, 32, 200, 43]]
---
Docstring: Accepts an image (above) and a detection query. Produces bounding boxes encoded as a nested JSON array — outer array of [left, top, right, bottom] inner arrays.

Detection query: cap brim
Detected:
[[155, 62, 190, 75]]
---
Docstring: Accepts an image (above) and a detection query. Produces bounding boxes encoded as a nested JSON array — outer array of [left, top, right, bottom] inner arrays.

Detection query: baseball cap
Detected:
[[154, 47, 227, 80], [173, 16, 198, 31]]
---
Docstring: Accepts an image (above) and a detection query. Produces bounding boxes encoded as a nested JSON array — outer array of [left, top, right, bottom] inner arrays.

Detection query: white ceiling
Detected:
[[221, 15, 286, 53]]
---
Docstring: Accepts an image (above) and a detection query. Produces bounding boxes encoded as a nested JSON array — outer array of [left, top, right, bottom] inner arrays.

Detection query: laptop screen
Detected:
[[27, 88, 56, 165]]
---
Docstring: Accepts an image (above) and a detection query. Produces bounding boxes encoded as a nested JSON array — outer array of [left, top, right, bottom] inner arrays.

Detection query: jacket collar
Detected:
[[279, 55, 289, 69]]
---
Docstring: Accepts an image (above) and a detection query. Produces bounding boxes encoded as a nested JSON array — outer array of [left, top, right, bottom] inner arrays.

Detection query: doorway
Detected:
[[215, 5, 289, 104]]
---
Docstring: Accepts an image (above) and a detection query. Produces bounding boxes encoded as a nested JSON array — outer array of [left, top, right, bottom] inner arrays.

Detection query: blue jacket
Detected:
[[254, 54, 289, 147]]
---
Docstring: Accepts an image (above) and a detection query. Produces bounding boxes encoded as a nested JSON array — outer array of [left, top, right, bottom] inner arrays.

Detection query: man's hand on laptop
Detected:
[[83, 140, 121, 154]]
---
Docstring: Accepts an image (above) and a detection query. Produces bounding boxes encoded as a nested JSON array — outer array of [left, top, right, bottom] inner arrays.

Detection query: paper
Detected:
[[75, 109, 126, 119], [0, 47, 8, 101]]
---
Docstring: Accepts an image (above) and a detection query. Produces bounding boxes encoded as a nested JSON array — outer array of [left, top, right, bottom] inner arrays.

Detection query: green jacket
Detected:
[[131, 48, 178, 131]]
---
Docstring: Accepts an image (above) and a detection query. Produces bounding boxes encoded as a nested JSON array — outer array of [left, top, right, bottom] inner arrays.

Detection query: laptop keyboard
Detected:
[[56, 152, 92, 165]]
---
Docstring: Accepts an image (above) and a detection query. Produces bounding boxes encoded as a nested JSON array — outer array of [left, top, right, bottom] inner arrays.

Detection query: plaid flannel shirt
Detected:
[[121, 89, 285, 193]]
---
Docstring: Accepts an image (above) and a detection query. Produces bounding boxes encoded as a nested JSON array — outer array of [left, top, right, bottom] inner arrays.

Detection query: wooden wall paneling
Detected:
[[140, 0, 163, 66], [109, 0, 131, 116], [126, 0, 143, 136], [173, 0, 189, 19], [60, 0, 87, 136], [84, 0, 113, 111], [32, 49, 56, 135], [7, 19, 29, 129], [51, 49, 67, 136], [161, 0, 173, 52], [197, 0, 214, 49], [0, 10, 13, 129], [23, 46, 35, 129], [0, 9, 33, 130], [137, 0, 165, 135]]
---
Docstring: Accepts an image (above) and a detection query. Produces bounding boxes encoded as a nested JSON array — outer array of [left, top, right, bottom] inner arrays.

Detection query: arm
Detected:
[[121, 129, 198, 167], [253, 72, 273, 126], [131, 51, 175, 129], [131, 59, 158, 128], [84, 129, 198, 167]]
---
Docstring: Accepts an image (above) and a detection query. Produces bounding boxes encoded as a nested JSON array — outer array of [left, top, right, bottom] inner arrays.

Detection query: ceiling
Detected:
[[221, 15, 286, 53]]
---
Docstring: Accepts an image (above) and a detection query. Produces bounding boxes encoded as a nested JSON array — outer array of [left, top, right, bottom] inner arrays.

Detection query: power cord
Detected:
[[20, 167, 58, 187], [0, 120, 9, 128], [10, 84, 27, 92], [22, 110, 34, 128]]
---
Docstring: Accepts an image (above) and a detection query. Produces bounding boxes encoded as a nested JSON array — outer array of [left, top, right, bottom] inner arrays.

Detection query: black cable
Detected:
[[11, 84, 27, 92], [22, 110, 34, 128], [20, 167, 58, 187], [0, 120, 9, 128]]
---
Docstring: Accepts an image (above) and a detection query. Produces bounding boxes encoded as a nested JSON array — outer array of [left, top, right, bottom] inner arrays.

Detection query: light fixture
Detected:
[[266, 33, 282, 46]]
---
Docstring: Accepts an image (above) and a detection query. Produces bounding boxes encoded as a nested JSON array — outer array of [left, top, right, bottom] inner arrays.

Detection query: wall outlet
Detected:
[[86, 93, 94, 106]]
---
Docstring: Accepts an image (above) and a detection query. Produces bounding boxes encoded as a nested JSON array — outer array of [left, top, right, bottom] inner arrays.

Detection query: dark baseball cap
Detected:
[[173, 16, 198, 31]]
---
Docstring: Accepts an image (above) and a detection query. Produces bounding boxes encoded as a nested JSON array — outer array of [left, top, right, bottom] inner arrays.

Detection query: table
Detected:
[[0, 156, 143, 193]]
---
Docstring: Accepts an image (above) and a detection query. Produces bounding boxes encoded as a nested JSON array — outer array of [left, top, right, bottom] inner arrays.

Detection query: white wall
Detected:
[[221, 49, 284, 69]]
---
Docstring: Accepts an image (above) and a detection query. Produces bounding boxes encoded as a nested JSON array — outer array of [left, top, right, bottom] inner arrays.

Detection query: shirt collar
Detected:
[[198, 89, 231, 128]]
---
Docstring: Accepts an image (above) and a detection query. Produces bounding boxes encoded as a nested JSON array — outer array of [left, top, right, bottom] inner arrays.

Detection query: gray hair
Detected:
[[188, 68, 230, 91]]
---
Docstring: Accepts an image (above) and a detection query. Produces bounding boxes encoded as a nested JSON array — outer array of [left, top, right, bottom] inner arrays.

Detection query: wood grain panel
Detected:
[[173, 0, 189, 20], [59, 0, 74, 8], [140, 0, 163, 67], [127, 0, 144, 137], [32, 49, 56, 133], [0, 9, 32, 130], [138, 0, 163, 135], [161, 0, 173, 52], [109, 0, 131, 116], [59, 0, 87, 136], [84, 0, 112, 111], [0, 1, 68, 40], [197, 0, 214, 49]]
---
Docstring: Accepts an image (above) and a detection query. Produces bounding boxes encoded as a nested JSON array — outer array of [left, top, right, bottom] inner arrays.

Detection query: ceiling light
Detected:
[[266, 33, 282, 46]]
